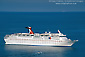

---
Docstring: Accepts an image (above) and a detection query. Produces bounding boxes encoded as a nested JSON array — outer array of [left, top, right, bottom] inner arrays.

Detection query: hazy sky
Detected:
[[0, 0, 85, 12]]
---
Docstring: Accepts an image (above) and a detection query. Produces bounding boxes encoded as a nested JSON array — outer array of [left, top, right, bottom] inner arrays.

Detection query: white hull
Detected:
[[4, 38, 73, 47]]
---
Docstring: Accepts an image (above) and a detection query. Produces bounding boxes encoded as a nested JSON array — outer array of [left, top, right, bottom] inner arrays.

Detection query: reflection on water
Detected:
[[4, 45, 74, 57]]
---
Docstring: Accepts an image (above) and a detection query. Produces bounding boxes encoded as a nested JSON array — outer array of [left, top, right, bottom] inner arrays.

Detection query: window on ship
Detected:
[[31, 35, 34, 36], [59, 36, 66, 37], [45, 35, 49, 36], [41, 35, 44, 36], [27, 35, 29, 36], [23, 34, 25, 36]]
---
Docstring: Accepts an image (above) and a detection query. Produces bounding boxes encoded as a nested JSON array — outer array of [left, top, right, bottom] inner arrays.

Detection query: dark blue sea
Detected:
[[0, 12, 85, 57]]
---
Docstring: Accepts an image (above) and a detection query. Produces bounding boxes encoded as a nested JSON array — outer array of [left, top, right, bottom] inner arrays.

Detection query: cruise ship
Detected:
[[4, 26, 78, 46]]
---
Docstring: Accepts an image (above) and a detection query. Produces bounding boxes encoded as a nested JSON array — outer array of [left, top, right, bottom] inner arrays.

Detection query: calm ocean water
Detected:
[[0, 12, 85, 57]]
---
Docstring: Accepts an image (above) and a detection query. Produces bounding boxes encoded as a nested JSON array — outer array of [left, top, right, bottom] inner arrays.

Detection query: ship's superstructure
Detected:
[[4, 26, 78, 46]]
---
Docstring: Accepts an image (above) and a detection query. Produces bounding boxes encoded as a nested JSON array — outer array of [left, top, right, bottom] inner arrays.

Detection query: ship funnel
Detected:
[[58, 30, 61, 33], [25, 26, 34, 34]]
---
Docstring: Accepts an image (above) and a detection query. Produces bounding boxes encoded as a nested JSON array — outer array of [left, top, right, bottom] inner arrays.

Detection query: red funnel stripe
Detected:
[[26, 27, 34, 34]]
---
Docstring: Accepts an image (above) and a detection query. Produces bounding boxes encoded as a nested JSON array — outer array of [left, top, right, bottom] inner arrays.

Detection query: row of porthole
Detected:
[[10, 39, 29, 40], [9, 39, 63, 42], [55, 41, 63, 42]]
